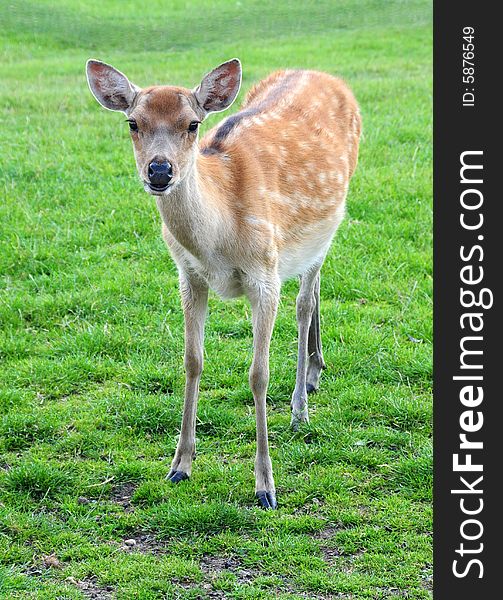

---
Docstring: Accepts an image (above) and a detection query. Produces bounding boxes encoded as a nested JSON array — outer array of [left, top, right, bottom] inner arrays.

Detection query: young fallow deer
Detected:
[[86, 58, 361, 509]]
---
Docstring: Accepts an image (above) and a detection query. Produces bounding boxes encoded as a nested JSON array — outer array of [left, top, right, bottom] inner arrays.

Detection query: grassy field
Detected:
[[0, 1, 432, 598]]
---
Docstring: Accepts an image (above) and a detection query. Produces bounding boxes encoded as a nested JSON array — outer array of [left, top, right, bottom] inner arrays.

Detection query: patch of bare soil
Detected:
[[110, 482, 137, 512], [314, 526, 342, 540], [66, 576, 114, 599], [197, 554, 349, 599], [200, 554, 260, 586], [192, 555, 261, 599], [118, 531, 168, 554], [312, 526, 344, 566], [22, 562, 115, 600], [420, 564, 433, 592], [377, 589, 413, 598], [113, 531, 353, 599]]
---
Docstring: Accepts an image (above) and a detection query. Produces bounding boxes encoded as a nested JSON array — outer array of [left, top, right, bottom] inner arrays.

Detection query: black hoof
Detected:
[[167, 470, 189, 484], [306, 383, 317, 394], [255, 490, 277, 510]]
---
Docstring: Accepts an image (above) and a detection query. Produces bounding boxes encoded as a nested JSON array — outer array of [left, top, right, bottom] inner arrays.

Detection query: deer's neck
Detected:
[[155, 154, 229, 260]]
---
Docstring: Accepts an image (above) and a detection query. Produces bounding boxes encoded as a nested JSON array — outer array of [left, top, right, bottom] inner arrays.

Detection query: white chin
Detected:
[[144, 183, 175, 196]]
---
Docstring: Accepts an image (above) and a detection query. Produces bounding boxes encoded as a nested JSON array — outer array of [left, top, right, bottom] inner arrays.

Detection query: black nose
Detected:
[[148, 160, 173, 188]]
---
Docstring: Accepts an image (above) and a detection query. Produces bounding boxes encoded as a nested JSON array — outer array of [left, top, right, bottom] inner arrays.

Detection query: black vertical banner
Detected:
[[434, 3, 500, 598]]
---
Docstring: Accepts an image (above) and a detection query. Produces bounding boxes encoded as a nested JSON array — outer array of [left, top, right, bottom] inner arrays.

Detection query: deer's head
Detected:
[[86, 59, 241, 195]]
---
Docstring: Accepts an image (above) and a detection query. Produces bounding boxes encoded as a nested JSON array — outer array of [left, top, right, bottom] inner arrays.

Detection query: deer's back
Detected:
[[197, 69, 361, 282], [200, 68, 360, 185]]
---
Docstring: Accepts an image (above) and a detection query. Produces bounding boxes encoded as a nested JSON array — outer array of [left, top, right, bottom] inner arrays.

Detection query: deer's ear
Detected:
[[194, 59, 242, 116], [86, 60, 140, 113]]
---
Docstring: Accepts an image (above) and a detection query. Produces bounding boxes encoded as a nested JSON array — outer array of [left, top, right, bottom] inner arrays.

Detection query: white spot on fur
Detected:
[[245, 216, 272, 230], [252, 116, 266, 126]]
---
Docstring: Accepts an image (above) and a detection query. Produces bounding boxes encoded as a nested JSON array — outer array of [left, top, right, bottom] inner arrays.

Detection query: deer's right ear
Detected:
[[86, 60, 140, 113]]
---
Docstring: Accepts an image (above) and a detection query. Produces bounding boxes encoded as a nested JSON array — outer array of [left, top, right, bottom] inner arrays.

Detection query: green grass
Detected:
[[0, 1, 432, 598]]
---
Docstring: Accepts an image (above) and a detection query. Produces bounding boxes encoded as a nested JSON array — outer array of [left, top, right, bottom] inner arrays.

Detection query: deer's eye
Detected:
[[127, 120, 138, 132], [188, 121, 199, 132]]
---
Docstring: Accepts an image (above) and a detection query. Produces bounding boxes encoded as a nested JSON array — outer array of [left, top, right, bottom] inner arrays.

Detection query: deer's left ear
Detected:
[[194, 59, 242, 116]]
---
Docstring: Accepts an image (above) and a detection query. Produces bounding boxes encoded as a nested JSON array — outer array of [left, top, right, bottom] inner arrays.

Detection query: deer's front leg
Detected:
[[248, 280, 280, 509], [168, 274, 208, 483]]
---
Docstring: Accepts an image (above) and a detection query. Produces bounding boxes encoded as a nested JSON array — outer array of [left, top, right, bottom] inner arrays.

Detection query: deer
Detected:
[[86, 58, 361, 509]]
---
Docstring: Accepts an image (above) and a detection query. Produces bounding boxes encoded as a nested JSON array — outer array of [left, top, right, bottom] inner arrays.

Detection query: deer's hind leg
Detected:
[[291, 266, 323, 430], [306, 272, 326, 393]]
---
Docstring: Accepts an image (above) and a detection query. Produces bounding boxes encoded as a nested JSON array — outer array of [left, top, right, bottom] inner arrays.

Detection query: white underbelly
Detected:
[[166, 204, 345, 295], [278, 207, 345, 281]]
